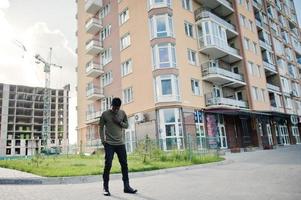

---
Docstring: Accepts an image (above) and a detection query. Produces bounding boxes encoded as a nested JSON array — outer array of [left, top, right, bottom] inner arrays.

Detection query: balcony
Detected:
[[263, 61, 277, 75], [201, 60, 245, 88], [195, 9, 238, 38], [205, 93, 248, 108], [253, 0, 263, 10], [85, 17, 102, 34], [86, 39, 103, 55], [198, 36, 242, 63], [259, 40, 272, 51], [85, 0, 102, 15], [266, 83, 281, 93], [86, 61, 103, 78], [86, 87, 104, 101], [86, 110, 102, 124], [194, 0, 233, 17]]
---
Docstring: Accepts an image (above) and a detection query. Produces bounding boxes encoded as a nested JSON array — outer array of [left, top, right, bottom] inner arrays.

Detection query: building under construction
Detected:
[[0, 83, 69, 157]]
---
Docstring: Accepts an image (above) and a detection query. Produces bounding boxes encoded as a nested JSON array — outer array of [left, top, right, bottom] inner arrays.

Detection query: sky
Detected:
[[0, 0, 77, 144], [0, 0, 301, 145]]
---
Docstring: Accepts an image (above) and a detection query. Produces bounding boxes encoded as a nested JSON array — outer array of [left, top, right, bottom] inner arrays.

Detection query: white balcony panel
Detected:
[[195, 10, 237, 38], [86, 110, 102, 124], [86, 87, 104, 101], [202, 64, 245, 88], [263, 61, 277, 75], [86, 62, 104, 78], [199, 36, 242, 63], [86, 39, 103, 55], [85, 0, 102, 14], [194, 0, 233, 16], [85, 18, 102, 34], [206, 96, 248, 108], [266, 83, 281, 93]]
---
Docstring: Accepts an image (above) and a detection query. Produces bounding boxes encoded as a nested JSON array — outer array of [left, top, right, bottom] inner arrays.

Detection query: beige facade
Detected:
[[77, 0, 301, 152]]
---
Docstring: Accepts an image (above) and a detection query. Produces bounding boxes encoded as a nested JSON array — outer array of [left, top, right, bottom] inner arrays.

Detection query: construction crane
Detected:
[[13, 41, 63, 152], [34, 48, 62, 151]]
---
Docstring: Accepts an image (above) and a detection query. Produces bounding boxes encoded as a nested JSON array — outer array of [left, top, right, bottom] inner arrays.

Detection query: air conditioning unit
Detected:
[[134, 112, 144, 123]]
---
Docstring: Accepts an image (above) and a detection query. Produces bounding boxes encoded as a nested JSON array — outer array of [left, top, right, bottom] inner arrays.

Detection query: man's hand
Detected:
[[102, 141, 106, 146]]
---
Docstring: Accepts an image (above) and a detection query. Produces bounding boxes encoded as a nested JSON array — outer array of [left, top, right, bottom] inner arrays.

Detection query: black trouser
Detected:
[[103, 143, 129, 185]]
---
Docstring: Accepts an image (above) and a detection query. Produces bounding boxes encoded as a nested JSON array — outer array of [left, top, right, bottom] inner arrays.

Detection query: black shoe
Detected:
[[124, 186, 137, 194], [103, 189, 111, 196]]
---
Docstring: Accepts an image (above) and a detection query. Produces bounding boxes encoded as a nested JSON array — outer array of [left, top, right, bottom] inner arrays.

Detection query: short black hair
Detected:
[[112, 97, 122, 107]]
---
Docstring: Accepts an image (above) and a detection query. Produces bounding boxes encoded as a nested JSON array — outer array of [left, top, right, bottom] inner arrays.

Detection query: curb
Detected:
[[0, 159, 232, 185]]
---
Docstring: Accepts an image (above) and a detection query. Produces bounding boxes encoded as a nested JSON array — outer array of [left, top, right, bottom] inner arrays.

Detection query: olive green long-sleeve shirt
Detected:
[[99, 109, 129, 145]]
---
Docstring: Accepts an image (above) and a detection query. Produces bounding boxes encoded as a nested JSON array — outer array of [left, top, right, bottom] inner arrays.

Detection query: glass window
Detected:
[[161, 79, 172, 95], [184, 22, 194, 38], [121, 59, 132, 77], [152, 43, 176, 69], [119, 8, 129, 25], [182, 0, 192, 11]]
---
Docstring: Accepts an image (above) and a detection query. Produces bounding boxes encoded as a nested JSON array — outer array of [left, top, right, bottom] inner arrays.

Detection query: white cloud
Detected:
[[0, 14, 78, 144], [0, 0, 9, 9]]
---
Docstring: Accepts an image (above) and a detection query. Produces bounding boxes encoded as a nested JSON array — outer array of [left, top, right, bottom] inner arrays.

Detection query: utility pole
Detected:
[[35, 48, 62, 151]]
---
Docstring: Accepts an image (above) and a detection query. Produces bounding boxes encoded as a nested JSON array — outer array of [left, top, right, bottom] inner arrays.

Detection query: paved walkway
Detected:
[[0, 145, 300, 200]]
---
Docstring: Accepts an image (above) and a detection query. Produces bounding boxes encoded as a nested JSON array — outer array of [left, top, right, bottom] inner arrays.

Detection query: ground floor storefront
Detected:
[[82, 106, 301, 153]]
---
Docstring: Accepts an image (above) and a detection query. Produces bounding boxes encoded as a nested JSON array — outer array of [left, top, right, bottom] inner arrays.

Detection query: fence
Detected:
[[0, 134, 219, 160]]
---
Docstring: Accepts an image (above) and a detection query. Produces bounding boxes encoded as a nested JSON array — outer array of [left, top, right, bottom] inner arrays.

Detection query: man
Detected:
[[99, 97, 137, 196]]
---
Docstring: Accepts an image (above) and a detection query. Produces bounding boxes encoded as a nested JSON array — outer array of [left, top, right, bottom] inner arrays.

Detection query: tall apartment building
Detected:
[[77, 0, 301, 153], [0, 83, 69, 157]]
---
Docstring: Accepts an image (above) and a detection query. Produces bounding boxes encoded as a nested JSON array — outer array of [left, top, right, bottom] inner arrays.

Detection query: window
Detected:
[[102, 48, 112, 66], [159, 108, 184, 150], [101, 24, 111, 40], [150, 14, 173, 38], [123, 87, 133, 104], [101, 96, 112, 111], [121, 59, 132, 77], [182, 0, 192, 11], [284, 96, 292, 109], [120, 33, 131, 50], [187, 49, 197, 65], [246, 0, 251, 11], [119, 8, 129, 25], [102, 71, 112, 86], [155, 75, 180, 102], [261, 89, 265, 102], [281, 77, 290, 93], [100, 4, 110, 19], [152, 43, 176, 69], [184, 22, 194, 38], [252, 86, 258, 100], [244, 37, 250, 50], [252, 42, 258, 54], [191, 79, 201, 96]]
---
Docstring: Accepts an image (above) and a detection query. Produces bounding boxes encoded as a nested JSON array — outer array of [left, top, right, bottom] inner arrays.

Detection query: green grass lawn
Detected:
[[0, 152, 224, 177]]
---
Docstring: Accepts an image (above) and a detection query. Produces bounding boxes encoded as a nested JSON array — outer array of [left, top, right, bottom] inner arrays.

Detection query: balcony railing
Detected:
[[195, 10, 236, 33], [85, 17, 102, 34], [194, 0, 233, 16], [86, 110, 102, 122], [253, 0, 263, 10], [85, 0, 102, 14], [259, 40, 272, 51], [266, 83, 280, 92], [202, 60, 245, 85], [86, 87, 104, 100], [85, 61, 103, 78], [263, 61, 277, 72], [199, 36, 240, 57], [205, 94, 248, 108], [86, 39, 103, 55]]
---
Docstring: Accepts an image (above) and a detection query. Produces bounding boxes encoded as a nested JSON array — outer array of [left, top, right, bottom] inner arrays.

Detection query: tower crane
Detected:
[[14, 41, 63, 152], [34, 48, 62, 151]]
